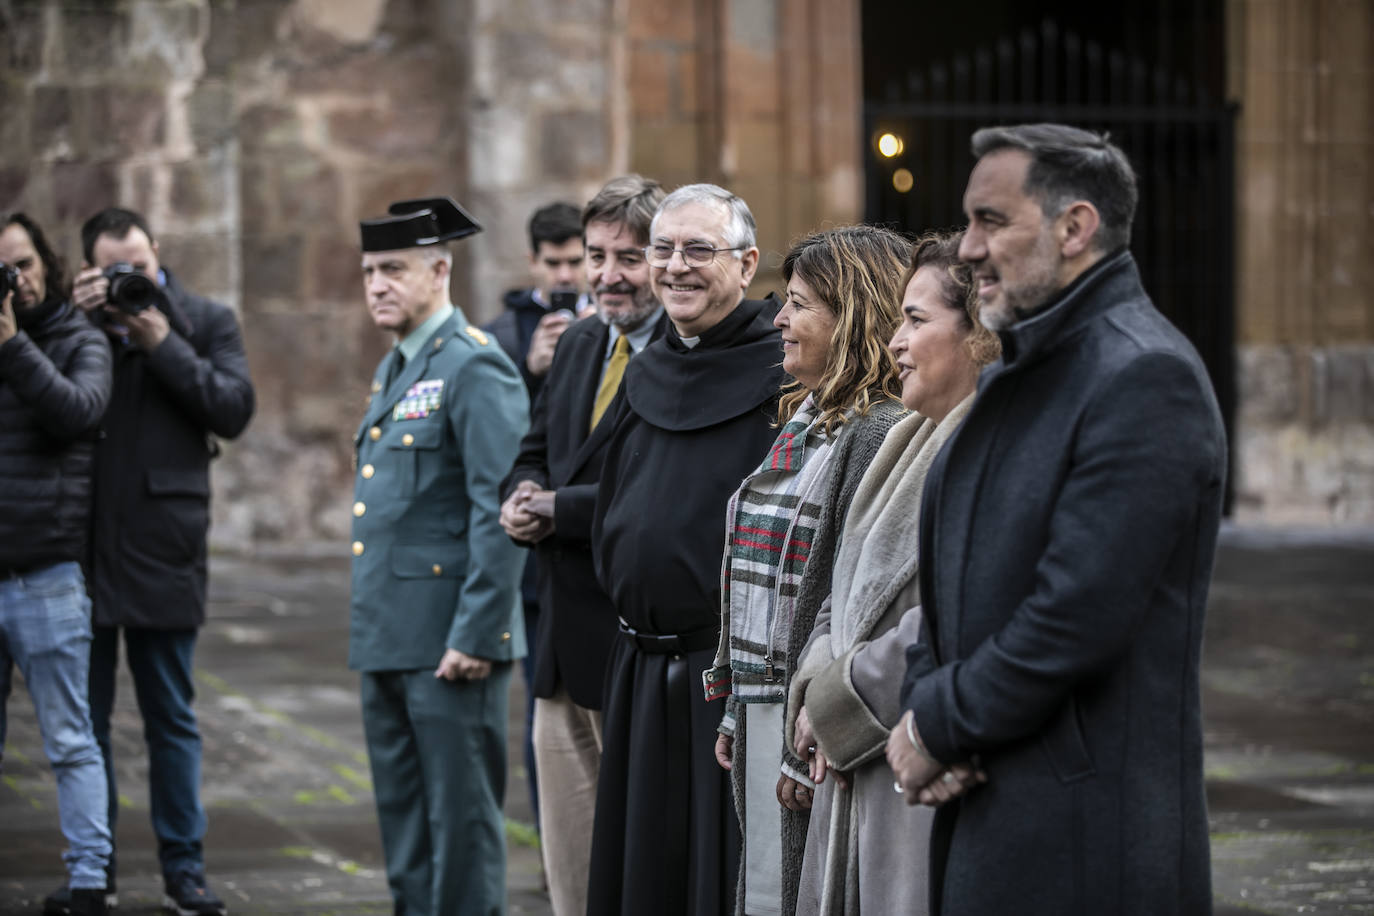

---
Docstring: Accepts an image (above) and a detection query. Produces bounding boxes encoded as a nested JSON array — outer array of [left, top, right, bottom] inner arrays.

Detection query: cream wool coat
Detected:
[[786, 398, 971, 916]]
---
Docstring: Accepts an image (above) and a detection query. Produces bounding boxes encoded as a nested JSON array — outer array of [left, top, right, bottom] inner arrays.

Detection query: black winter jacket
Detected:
[[0, 299, 113, 570], [87, 268, 254, 629], [485, 288, 550, 401]]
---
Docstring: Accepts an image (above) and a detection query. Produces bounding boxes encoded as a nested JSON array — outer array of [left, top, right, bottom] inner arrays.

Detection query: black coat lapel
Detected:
[[563, 312, 667, 481]]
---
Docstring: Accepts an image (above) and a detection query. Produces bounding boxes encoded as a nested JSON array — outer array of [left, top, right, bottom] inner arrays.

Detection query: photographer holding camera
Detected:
[[56, 208, 254, 916], [0, 211, 114, 916]]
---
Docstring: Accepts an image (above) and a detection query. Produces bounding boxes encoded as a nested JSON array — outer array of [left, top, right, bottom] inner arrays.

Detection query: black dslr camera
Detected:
[[0, 262, 19, 301], [102, 262, 163, 313]]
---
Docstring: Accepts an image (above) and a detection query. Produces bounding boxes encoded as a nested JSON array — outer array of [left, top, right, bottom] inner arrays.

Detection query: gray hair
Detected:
[[651, 183, 757, 253], [583, 174, 665, 246], [970, 123, 1138, 254], [417, 243, 453, 266]]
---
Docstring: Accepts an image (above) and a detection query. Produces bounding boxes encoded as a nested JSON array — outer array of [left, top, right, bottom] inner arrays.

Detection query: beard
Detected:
[[14, 290, 61, 329], [981, 232, 1063, 331], [596, 281, 659, 331]]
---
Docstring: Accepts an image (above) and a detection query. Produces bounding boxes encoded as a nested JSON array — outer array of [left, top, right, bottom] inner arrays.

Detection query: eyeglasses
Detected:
[[643, 243, 746, 269]]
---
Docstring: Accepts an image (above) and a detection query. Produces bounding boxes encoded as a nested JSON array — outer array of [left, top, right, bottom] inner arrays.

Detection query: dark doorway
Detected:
[[862, 1, 1237, 506]]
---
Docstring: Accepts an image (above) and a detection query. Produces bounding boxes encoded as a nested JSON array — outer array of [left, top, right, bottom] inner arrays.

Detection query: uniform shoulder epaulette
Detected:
[[464, 325, 490, 346]]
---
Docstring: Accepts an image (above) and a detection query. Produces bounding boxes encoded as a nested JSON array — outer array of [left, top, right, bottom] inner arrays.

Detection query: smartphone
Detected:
[[549, 289, 579, 317]]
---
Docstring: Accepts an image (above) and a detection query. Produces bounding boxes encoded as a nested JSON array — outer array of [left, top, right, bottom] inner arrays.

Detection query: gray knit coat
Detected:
[[723, 399, 907, 916]]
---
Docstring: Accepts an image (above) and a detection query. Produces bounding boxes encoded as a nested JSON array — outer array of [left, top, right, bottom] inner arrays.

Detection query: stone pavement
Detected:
[[2, 528, 1372, 914]]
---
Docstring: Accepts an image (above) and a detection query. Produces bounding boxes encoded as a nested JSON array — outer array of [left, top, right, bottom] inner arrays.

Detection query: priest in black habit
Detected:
[[587, 184, 785, 916]]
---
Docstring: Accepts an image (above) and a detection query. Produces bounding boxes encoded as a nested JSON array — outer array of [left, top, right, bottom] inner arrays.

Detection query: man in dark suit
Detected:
[[60, 207, 254, 916], [887, 124, 1226, 915], [485, 200, 589, 832], [499, 174, 665, 916]]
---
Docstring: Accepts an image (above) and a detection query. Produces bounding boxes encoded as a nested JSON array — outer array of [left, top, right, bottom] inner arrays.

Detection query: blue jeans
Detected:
[[89, 625, 205, 879], [0, 562, 112, 888]]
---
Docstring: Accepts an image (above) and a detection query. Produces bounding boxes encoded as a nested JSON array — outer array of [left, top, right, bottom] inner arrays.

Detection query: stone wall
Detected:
[[627, 0, 863, 292], [1231, 0, 1374, 523], [13, 0, 1364, 540], [0, 0, 622, 548], [1, 0, 863, 547]]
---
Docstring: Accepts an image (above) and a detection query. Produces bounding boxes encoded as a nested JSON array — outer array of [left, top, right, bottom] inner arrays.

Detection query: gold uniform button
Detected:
[[361, 464, 375, 479], [431, 564, 442, 576], [351, 541, 365, 556], [369, 426, 381, 441], [402, 433, 414, 446], [364, 395, 372, 406], [353, 502, 366, 517], [501, 631, 511, 641], [371, 381, 382, 393]]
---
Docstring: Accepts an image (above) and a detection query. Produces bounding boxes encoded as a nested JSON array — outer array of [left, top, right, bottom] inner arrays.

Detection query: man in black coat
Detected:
[[0, 211, 113, 916], [586, 184, 784, 916], [485, 199, 589, 829], [887, 124, 1226, 915], [65, 208, 254, 916], [499, 174, 665, 916]]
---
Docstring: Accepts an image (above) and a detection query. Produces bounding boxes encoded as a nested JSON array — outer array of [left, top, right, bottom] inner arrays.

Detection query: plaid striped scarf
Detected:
[[721, 399, 836, 704]]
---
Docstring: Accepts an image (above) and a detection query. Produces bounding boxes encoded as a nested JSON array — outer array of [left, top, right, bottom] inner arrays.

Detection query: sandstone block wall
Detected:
[[1231, 0, 1374, 524], [627, 0, 863, 292], [1, 0, 619, 548], [5, 0, 1367, 542]]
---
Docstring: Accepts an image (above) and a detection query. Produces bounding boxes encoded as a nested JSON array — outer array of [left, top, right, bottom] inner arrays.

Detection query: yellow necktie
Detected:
[[590, 335, 631, 431]]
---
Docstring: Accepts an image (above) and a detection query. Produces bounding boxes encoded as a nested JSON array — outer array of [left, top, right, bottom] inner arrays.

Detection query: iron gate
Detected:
[[863, 19, 1238, 502]]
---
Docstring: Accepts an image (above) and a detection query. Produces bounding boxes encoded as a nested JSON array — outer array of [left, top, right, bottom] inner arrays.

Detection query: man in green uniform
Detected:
[[350, 197, 529, 916]]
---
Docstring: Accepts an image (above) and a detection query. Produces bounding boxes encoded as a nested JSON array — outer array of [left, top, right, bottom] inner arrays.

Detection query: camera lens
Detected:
[[0, 263, 18, 301], [102, 263, 159, 313]]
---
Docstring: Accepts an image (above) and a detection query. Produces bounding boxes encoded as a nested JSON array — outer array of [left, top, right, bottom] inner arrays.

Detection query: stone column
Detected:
[[1232, 0, 1374, 524]]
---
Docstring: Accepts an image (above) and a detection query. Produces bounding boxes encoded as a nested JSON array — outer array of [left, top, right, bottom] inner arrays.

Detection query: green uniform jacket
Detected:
[[348, 309, 530, 671]]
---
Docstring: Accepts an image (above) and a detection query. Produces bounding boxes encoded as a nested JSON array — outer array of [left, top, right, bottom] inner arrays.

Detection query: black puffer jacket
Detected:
[[0, 299, 113, 570]]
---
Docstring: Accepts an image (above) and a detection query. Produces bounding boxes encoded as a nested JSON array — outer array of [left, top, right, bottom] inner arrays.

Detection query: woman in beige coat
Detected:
[[784, 229, 1000, 916]]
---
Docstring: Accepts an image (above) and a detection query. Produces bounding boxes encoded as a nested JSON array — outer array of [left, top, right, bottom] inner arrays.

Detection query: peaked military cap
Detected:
[[360, 197, 482, 252]]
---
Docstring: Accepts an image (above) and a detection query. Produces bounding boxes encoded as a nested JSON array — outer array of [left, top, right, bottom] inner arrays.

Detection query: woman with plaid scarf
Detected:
[[710, 225, 911, 916]]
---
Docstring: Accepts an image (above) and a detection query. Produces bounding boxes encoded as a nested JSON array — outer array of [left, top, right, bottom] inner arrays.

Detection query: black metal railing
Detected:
[[865, 19, 1237, 505]]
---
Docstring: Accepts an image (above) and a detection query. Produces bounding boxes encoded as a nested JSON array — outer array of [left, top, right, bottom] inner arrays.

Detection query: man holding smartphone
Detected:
[[486, 201, 591, 400], [483, 199, 591, 842]]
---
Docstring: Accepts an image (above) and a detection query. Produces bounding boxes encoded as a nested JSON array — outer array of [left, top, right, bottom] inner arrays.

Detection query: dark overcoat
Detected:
[[901, 251, 1226, 916], [87, 269, 254, 629], [486, 287, 548, 400], [502, 311, 668, 709]]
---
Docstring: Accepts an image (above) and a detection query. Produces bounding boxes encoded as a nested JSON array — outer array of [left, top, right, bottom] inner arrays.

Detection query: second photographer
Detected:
[[60, 208, 254, 916]]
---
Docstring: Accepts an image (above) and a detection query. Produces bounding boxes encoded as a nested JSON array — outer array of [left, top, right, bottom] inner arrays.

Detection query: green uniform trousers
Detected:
[[361, 663, 512, 916]]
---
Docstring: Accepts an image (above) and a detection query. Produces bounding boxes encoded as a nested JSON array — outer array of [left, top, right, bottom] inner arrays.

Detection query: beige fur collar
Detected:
[[830, 395, 974, 652]]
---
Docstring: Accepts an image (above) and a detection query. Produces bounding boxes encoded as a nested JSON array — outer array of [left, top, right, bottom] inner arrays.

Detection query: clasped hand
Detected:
[[885, 709, 987, 806], [499, 480, 556, 543]]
